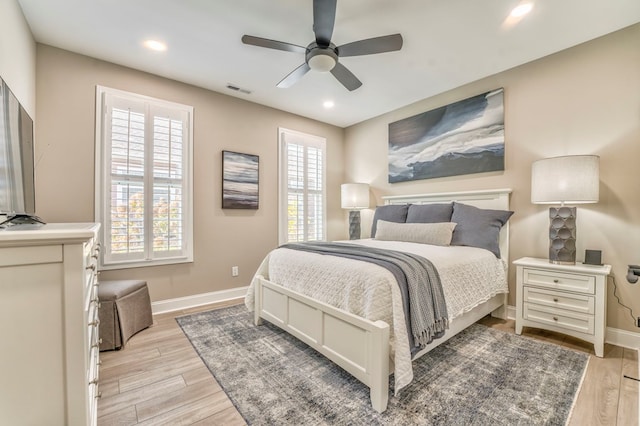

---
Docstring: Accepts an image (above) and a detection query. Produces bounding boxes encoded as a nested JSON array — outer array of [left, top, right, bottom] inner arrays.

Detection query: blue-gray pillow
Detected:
[[371, 204, 409, 237], [450, 202, 514, 258], [406, 203, 453, 224]]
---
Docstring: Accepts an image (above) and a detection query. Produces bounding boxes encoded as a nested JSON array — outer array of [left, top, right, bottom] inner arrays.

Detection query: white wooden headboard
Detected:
[[382, 188, 513, 264]]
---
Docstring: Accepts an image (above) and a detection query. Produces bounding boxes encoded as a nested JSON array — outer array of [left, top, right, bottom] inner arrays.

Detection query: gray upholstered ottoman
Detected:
[[98, 280, 153, 351]]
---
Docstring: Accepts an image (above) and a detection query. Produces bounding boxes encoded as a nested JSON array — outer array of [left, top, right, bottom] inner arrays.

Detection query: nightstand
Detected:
[[514, 257, 611, 357]]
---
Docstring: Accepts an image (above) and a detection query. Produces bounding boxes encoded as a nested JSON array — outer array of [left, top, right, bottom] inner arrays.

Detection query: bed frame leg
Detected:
[[370, 320, 390, 413], [370, 386, 389, 413], [254, 276, 264, 326]]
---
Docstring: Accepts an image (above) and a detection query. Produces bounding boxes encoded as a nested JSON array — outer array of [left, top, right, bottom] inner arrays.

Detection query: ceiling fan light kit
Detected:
[[242, 0, 403, 91], [307, 44, 338, 72]]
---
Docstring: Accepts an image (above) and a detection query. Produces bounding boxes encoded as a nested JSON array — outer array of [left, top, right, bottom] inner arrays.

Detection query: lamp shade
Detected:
[[341, 183, 369, 209], [531, 155, 599, 204]]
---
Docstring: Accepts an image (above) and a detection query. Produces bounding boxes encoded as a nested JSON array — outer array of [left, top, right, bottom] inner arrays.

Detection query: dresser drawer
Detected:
[[523, 286, 594, 315], [523, 268, 595, 294], [524, 302, 594, 335]]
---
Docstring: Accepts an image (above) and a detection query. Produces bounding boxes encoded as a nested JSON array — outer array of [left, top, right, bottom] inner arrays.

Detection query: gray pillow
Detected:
[[406, 203, 453, 223], [375, 220, 457, 246], [371, 204, 409, 237], [450, 202, 514, 258]]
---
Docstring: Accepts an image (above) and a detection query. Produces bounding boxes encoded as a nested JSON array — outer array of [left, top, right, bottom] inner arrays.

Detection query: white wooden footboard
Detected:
[[254, 274, 390, 413]]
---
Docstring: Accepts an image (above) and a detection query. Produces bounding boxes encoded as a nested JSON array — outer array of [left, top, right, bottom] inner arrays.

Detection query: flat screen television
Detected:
[[0, 75, 42, 226]]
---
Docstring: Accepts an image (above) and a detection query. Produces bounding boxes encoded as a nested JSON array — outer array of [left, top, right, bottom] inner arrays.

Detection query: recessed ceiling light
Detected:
[[510, 3, 533, 18], [143, 40, 167, 52], [323, 100, 335, 109]]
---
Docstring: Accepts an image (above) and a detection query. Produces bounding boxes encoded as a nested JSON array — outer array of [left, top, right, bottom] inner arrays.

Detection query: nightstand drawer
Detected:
[[524, 302, 594, 335], [523, 268, 595, 294], [523, 286, 594, 315]]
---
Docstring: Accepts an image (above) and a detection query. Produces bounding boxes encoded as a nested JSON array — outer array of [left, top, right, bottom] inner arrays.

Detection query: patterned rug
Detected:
[[176, 305, 588, 425]]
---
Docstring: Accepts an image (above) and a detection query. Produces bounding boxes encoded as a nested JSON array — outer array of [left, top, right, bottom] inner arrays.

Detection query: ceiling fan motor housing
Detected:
[[306, 42, 338, 72]]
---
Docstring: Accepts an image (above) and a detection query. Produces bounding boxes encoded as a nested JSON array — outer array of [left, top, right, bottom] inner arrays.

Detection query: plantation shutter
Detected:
[[96, 87, 193, 269], [278, 128, 326, 244]]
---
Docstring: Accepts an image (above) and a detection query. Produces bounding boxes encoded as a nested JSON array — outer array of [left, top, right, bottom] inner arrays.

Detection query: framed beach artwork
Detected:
[[222, 150, 259, 209], [388, 88, 505, 183]]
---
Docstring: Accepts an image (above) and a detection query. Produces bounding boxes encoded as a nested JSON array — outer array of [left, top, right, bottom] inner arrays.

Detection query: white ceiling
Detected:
[[17, 0, 640, 128]]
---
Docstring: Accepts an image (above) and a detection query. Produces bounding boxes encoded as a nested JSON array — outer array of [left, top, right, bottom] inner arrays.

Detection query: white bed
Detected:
[[245, 189, 512, 413]]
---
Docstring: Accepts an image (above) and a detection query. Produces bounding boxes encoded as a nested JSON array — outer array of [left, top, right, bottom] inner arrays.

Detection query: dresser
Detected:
[[0, 223, 101, 425], [514, 257, 611, 357]]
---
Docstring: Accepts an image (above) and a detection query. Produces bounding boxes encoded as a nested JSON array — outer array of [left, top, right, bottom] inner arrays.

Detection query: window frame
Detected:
[[95, 86, 194, 270], [277, 127, 327, 245]]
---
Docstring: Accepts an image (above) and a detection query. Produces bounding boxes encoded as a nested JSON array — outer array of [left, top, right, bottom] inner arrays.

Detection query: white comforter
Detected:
[[245, 239, 508, 394]]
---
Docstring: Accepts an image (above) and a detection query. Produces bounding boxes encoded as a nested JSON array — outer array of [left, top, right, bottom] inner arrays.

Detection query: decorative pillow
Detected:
[[450, 202, 514, 258], [370, 204, 409, 238], [406, 203, 453, 224], [375, 220, 457, 246]]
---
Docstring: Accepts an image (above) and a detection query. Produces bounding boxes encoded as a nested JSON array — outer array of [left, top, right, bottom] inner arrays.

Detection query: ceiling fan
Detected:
[[241, 0, 403, 91]]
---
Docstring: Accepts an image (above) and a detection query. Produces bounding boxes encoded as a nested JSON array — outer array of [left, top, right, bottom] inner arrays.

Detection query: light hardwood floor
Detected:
[[98, 301, 638, 425]]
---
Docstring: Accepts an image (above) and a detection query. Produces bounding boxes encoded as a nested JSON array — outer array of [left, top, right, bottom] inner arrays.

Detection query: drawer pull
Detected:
[[553, 298, 559, 302], [552, 316, 558, 321], [92, 338, 103, 349], [92, 254, 99, 260], [86, 264, 96, 271], [553, 279, 559, 283], [89, 378, 99, 385], [88, 320, 100, 327], [96, 392, 102, 399], [97, 360, 102, 366]]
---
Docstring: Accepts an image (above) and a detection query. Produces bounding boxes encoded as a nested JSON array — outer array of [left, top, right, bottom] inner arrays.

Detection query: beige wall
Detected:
[[0, 0, 36, 116], [35, 45, 345, 302], [29, 23, 640, 333], [344, 24, 640, 333]]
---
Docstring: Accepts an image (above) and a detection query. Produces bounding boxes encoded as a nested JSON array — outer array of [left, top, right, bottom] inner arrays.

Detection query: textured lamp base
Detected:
[[348, 210, 361, 240], [548, 206, 576, 264]]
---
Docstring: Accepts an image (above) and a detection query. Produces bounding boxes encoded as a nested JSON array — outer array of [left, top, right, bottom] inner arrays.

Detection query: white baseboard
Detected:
[[606, 327, 640, 350], [152, 286, 248, 315], [506, 304, 516, 320]]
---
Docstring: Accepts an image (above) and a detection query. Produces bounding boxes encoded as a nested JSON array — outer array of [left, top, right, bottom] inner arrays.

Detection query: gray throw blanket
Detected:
[[281, 242, 449, 356]]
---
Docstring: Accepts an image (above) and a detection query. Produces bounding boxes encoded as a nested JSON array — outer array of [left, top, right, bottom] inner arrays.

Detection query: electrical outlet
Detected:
[[232, 266, 239, 277]]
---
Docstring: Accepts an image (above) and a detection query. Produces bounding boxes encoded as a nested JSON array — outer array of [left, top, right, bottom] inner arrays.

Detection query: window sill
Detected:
[[100, 256, 193, 271]]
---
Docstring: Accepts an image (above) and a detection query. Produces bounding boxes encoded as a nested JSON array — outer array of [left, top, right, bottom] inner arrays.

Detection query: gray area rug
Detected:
[[176, 305, 588, 425]]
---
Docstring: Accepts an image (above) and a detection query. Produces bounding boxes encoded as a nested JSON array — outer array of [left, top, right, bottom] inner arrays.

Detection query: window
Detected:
[[278, 128, 326, 244], [95, 86, 193, 269]]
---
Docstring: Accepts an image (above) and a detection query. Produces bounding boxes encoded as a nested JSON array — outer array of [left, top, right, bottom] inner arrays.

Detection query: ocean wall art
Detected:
[[388, 88, 504, 183], [222, 150, 259, 209]]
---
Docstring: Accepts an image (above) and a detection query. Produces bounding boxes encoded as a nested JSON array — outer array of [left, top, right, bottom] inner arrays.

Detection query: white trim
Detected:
[[506, 304, 516, 320], [151, 286, 248, 315], [606, 326, 640, 350], [382, 188, 513, 203]]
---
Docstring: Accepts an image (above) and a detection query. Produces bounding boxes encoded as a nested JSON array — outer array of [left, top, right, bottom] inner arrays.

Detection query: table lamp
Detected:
[[531, 155, 599, 264], [341, 183, 369, 240]]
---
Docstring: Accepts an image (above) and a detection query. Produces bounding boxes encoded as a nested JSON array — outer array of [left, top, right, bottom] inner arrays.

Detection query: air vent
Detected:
[[226, 84, 252, 95]]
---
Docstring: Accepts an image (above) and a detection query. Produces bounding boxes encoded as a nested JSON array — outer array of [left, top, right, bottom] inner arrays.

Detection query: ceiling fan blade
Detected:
[[330, 62, 362, 91], [313, 0, 337, 46], [241, 35, 306, 53], [277, 63, 311, 88], [338, 34, 403, 57]]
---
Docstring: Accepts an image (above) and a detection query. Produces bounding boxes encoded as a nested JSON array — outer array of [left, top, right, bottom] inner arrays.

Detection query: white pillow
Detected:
[[374, 220, 457, 246]]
